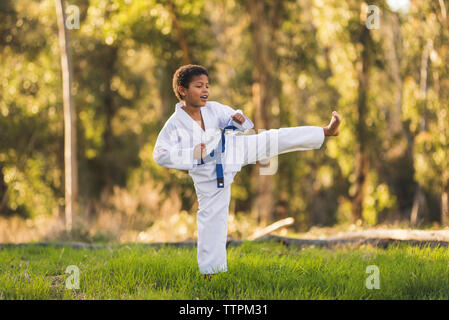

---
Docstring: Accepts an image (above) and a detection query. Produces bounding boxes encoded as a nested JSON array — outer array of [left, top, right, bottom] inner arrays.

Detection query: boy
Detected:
[[153, 65, 341, 278]]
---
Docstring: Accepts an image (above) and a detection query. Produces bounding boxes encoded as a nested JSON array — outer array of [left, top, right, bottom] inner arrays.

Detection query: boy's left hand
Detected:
[[231, 113, 245, 125]]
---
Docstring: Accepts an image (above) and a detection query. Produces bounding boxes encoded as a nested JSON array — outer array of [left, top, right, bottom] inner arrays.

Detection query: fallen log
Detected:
[[248, 234, 449, 248], [324, 229, 449, 242], [1, 235, 448, 250], [247, 217, 294, 241]]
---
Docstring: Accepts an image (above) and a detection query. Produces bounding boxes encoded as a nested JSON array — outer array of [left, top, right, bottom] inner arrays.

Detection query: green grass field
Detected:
[[1, 241, 448, 300]]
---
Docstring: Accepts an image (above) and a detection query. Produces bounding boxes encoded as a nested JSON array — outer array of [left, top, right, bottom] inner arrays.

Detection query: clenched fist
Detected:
[[231, 113, 245, 125], [193, 143, 207, 160]]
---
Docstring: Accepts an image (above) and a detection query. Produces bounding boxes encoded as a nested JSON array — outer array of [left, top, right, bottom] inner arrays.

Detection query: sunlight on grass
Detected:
[[0, 241, 448, 299]]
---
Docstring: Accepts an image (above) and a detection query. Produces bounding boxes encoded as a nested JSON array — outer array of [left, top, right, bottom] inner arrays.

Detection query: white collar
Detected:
[[175, 101, 208, 132]]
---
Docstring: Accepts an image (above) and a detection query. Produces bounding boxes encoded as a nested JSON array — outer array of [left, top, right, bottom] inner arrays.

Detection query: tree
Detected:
[[347, 2, 377, 223], [243, 0, 285, 225], [405, 0, 449, 226], [55, 0, 77, 232]]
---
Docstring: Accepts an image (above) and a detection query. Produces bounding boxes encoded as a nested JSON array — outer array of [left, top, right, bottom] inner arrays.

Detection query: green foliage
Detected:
[[0, 0, 448, 228], [0, 0, 63, 217], [362, 172, 397, 225]]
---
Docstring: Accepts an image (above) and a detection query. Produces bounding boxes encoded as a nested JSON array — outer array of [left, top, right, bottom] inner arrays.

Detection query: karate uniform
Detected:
[[153, 101, 325, 274]]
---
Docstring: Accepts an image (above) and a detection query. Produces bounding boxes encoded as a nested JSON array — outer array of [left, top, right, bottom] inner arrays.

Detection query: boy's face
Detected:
[[179, 74, 209, 107]]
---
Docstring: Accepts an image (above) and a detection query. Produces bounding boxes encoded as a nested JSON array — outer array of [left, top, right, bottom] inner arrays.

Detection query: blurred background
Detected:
[[0, 0, 448, 243]]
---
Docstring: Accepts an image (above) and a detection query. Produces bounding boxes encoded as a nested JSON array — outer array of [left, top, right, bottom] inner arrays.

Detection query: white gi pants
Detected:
[[192, 126, 324, 274]]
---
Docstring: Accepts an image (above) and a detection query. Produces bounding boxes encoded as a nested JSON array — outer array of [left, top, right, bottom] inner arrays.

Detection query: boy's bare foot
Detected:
[[204, 274, 214, 280], [323, 111, 342, 136]]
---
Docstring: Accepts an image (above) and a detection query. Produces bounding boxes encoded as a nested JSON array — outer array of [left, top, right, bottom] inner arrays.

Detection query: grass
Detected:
[[0, 240, 448, 300]]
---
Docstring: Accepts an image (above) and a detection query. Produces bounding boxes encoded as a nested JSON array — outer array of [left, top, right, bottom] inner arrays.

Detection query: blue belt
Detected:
[[199, 125, 237, 188]]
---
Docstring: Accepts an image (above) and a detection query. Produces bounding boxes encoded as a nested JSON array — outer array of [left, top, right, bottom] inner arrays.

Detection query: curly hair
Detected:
[[172, 64, 209, 101]]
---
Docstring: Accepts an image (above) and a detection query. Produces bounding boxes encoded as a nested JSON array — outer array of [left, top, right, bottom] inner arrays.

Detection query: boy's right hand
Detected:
[[194, 143, 207, 160], [231, 113, 246, 125]]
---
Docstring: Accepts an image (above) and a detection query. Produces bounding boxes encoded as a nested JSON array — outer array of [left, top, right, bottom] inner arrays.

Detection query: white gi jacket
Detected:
[[153, 101, 254, 187]]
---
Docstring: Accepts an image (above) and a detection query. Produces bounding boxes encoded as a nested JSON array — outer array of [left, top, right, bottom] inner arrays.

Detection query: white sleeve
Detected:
[[214, 102, 254, 131], [153, 123, 196, 171]]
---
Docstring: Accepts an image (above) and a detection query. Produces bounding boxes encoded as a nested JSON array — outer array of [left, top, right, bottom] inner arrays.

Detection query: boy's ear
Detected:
[[178, 86, 187, 98]]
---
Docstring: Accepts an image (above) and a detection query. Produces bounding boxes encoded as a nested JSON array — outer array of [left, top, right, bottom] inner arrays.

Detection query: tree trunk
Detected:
[[166, 0, 191, 65], [384, 13, 406, 137], [245, 0, 283, 225], [0, 163, 8, 214], [55, 0, 78, 232], [442, 187, 449, 227], [352, 25, 372, 223], [251, 82, 275, 226], [101, 46, 118, 194], [410, 39, 432, 226]]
